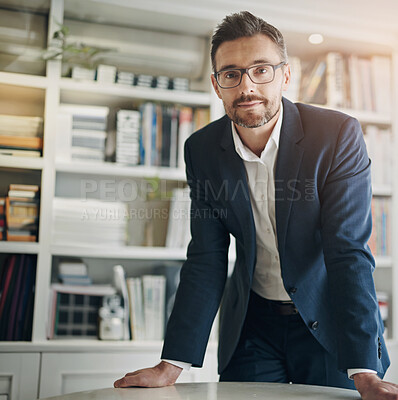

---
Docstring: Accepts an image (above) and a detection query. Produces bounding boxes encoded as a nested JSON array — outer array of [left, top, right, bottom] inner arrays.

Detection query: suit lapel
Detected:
[[218, 119, 257, 272], [275, 98, 305, 260]]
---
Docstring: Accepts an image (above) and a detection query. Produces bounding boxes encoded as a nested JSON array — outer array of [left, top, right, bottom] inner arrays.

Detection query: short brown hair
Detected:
[[211, 11, 288, 72]]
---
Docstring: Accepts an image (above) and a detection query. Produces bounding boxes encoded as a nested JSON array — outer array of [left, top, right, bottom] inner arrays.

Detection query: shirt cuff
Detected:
[[347, 368, 378, 380], [162, 359, 192, 371]]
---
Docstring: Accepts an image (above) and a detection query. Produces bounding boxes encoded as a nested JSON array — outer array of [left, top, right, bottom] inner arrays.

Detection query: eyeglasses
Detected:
[[214, 61, 286, 89]]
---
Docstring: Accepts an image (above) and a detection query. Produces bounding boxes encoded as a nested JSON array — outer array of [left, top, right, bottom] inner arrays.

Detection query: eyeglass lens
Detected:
[[217, 64, 275, 88]]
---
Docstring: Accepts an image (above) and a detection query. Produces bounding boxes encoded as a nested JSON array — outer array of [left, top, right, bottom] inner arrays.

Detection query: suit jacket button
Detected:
[[311, 321, 319, 330], [289, 287, 297, 295]]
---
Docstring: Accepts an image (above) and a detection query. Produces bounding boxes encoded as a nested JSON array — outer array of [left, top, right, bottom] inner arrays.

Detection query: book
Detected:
[[0, 255, 19, 339], [0, 135, 43, 150], [142, 275, 166, 340], [371, 56, 392, 115], [15, 255, 36, 340], [0, 255, 17, 318], [113, 265, 130, 340], [0, 148, 41, 157], [9, 184, 39, 192], [326, 52, 344, 108], [166, 187, 191, 248], [8, 190, 38, 199], [126, 277, 145, 340], [96, 64, 117, 84], [178, 107, 193, 169], [0, 114, 43, 137], [6, 254, 25, 340], [58, 261, 87, 276], [116, 109, 141, 165]]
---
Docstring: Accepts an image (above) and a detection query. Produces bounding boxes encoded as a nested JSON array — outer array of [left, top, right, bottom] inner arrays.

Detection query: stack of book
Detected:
[[71, 66, 96, 81], [47, 283, 116, 339], [136, 75, 153, 88], [165, 187, 191, 249], [0, 114, 43, 158], [116, 109, 141, 165], [58, 260, 92, 285], [126, 275, 166, 340], [0, 198, 5, 240], [155, 76, 170, 90], [171, 77, 189, 91], [116, 71, 135, 86], [56, 104, 109, 162], [0, 254, 37, 340], [6, 184, 40, 242], [96, 64, 117, 84], [52, 197, 128, 247]]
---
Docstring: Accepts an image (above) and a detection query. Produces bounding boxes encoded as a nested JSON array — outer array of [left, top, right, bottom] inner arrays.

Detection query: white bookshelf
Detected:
[[59, 78, 212, 106], [50, 244, 187, 260], [55, 161, 186, 180], [309, 103, 392, 125], [0, 155, 44, 170], [0, 241, 40, 255], [1, 0, 398, 398], [0, 71, 48, 89]]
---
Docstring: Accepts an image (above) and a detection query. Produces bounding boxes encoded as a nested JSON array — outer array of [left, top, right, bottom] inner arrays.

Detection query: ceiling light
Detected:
[[308, 33, 324, 45]]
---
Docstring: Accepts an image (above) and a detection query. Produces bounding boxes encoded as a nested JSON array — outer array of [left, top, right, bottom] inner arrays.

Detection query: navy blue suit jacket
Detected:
[[161, 97, 390, 377]]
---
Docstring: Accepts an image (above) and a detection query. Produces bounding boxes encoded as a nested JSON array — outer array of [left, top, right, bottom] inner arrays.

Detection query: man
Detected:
[[115, 11, 398, 399]]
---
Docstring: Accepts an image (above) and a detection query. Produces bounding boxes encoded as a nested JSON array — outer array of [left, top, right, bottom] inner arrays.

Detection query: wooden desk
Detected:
[[40, 382, 360, 400]]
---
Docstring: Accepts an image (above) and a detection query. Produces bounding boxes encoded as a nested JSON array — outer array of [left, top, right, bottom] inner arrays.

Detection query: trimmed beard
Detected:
[[224, 94, 281, 128]]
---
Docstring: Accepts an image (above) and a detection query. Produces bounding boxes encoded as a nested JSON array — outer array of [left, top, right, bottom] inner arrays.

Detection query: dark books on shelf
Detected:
[[138, 103, 209, 168], [0, 198, 5, 240], [0, 254, 37, 341]]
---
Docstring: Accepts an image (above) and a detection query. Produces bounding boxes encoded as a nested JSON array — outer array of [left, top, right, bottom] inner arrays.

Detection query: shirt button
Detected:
[[274, 255, 278, 261], [311, 321, 319, 330], [267, 228, 271, 234], [261, 195, 265, 201]]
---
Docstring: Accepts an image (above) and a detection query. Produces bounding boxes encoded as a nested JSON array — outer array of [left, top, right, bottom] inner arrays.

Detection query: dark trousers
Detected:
[[219, 290, 356, 390]]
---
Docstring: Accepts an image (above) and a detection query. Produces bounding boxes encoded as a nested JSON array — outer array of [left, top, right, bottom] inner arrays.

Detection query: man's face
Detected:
[[211, 34, 290, 128]]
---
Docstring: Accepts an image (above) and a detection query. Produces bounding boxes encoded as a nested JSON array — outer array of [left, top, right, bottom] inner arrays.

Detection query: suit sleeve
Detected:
[[320, 116, 384, 372], [161, 137, 230, 367]]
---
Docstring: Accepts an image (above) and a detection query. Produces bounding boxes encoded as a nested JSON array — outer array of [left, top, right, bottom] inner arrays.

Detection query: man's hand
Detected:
[[113, 361, 183, 388], [354, 373, 398, 400]]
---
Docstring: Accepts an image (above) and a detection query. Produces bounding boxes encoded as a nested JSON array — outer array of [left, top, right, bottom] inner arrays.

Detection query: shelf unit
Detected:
[[1, 0, 398, 397]]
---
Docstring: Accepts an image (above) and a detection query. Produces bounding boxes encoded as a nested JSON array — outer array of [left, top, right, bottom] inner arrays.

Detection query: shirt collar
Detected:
[[231, 102, 283, 162]]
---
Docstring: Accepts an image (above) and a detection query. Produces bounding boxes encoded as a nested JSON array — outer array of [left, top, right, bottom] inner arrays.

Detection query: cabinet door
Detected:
[[0, 353, 40, 400], [384, 341, 398, 382], [39, 349, 218, 398]]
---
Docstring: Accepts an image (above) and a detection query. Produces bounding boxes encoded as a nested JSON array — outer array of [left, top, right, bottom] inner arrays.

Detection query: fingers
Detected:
[[114, 369, 160, 388]]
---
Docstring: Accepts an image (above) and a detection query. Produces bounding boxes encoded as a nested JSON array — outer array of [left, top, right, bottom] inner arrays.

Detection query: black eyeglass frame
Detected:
[[214, 61, 286, 89]]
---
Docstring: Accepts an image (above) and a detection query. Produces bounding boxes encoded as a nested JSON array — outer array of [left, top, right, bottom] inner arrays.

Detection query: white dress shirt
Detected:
[[163, 103, 376, 379], [231, 103, 289, 301]]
